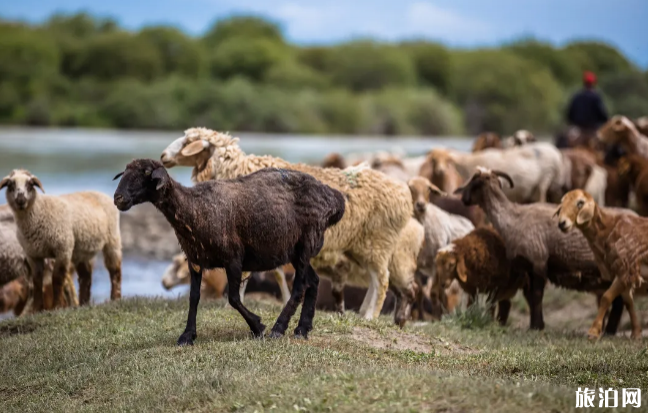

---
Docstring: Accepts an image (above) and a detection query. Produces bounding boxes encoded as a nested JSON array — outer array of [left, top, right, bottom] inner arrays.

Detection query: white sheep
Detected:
[[160, 128, 413, 320], [1, 170, 122, 311], [429, 143, 564, 203]]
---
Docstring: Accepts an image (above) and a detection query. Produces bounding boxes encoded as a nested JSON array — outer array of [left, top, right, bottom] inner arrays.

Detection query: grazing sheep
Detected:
[[408, 177, 474, 318], [114, 160, 345, 343], [428, 143, 564, 203], [0, 267, 78, 316], [160, 128, 413, 320], [618, 154, 648, 216], [598, 115, 648, 159], [502, 130, 537, 148], [455, 167, 628, 332], [472, 132, 502, 152], [1, 171, 121, 311], [556, 190, 648, 339], [433, 227, 525, 325], [162, 253, 292, 304]]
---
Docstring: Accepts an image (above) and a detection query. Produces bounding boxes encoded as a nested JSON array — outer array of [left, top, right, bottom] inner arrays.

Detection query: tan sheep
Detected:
[[618, 154, 648, 216], [556, 189, 648, 339], [472, 132, 502, 152], [160, 128, 413, 320], [598, 115, 648, 159], [433, 227, 525, 325], [1, 170, 122, 311]]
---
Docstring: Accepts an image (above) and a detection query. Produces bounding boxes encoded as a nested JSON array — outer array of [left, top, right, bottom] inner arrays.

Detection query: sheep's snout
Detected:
[[113, 193, 131, 211], [415, 201, 426, 214], [558, 218, 572, 233], [13, 193, 27, 210], [160, 152, 176, 167]]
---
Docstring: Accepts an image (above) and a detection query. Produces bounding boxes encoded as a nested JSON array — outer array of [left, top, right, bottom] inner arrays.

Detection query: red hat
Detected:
[[583, 71, 596, 85]]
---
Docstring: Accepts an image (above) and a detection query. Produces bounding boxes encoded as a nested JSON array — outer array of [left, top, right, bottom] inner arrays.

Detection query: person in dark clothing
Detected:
[[557, 72, 609, 148], [567, 71, 608, 131]]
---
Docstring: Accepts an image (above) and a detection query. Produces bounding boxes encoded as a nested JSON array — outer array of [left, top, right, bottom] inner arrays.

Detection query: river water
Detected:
[[0, 127, 472, 304]]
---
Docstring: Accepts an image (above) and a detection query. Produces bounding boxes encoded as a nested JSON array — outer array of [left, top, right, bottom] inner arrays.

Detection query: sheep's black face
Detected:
[[113, 159, 168, 211], [458, 177, 484, 206]]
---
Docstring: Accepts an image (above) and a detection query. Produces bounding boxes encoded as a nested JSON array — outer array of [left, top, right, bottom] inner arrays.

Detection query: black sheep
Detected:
[[113, 159, 345, 345]]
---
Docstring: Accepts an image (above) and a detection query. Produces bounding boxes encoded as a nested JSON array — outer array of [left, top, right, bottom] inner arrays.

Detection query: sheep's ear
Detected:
[[151, 167, 167, 191], [456, 257, 468, 283], [113, 171, 124, 181], [427, 183, 447, 199], [553, 206, 561, 218], [30, 177, 45, 193], [576, 202, 595, 225], [181, 140, 209, 157], [0, 177, 9, 191]]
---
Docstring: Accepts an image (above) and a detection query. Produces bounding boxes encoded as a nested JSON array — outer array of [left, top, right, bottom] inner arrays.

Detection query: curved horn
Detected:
[[0, 177, 9, 191], [492, 170, 514, 188], [113, 171, 124, 181]]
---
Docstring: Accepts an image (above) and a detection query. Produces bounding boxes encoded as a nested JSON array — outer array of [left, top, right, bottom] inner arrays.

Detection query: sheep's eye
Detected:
[[145, 169, 152, 176], [577, 200, 584, 209]]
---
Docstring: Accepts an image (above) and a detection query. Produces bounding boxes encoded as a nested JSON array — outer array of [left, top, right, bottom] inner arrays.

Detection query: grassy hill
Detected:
[[1, 296, 647, 412]]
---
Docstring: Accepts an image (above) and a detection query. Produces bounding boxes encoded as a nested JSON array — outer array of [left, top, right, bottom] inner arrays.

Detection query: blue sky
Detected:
[[2, 0, 647, 67]]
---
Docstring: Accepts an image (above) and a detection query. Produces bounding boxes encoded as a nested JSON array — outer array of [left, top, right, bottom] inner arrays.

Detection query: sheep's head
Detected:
[[554, 189, 597, 233], [161, 128, 239, 173], [322, 153, 346, 169], [512, 130, 536, 146], [113, 159, 169, 211], [424, 148, 456, 178], [0, 169, 44, 212], [407, 177, 446, 217], [162, 254, 190, 290], [435, 244, 466, 288], [472, 132, 501, 152], [598, 115, 640, 146], [454, 167, 514, 206]]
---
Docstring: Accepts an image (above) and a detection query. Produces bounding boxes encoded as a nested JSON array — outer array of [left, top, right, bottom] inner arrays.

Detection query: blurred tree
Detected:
[[401, 41, 453, 94], [450, 50, 563, 134], [209, 37, 289, 81], [203, 16, 284, 47], [139, 26, 207, 77], [507, 39, 580, 86], [600, 71, 648, 118], [45, 12, 117, 37], [327, 41, 417, 92], [564, 41, 634, 77], [0, 26, 59, 83], [68, 32, 163, 81], [265, 60, 329, 90], [297, 46, 333, 73]]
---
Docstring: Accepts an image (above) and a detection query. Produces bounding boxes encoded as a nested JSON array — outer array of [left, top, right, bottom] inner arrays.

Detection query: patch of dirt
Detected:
[[350, 327, 476, 355], [0, 321, 37, 338]]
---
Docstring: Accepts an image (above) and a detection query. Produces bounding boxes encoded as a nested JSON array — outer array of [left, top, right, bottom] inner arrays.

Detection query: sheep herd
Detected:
[[2, 114, 648, 345]]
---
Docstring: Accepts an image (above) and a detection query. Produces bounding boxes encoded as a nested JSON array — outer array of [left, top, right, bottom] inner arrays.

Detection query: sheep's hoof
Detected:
[[252, 324, 266, 339], [587, 328, 601, 341], [631, 331, 642, 340], [293, 326, 310, 340], [268, 330, 284, 339], [177, 332, 196, 346]]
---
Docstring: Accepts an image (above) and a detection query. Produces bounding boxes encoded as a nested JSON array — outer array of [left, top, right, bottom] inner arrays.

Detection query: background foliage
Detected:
[[0, 13, 646, 135]]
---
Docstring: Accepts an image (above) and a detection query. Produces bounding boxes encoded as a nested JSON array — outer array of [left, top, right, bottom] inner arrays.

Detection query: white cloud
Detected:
[[406, 1, 490, 39]]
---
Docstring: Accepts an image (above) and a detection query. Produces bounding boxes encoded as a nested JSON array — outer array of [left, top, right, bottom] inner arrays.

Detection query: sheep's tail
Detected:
[[326, 189, 346, 228]]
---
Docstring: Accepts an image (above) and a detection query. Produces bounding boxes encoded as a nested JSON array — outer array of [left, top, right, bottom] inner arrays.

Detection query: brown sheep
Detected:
[[618, 154, 648, 216], [322, 153, 347, 169], [598, 115, 648, 159], [556, 189, 648, 339], [472, 132, 502, 152], [433, 227, 525, 325]]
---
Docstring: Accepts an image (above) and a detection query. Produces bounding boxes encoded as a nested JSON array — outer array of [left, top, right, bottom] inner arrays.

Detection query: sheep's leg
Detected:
[[621, 290, 642, 340], [294, 265, 320, 339], [371, 267, 390, 319], [358, 272, 377, 319], [103, 243, 122, 301], [394, 282, 416, 328], [177, 262, 202, 346], [76, 261, 93, 306], [588, 277, 625, 340], [273, 267, 291, 305], [331, 282, 345, 313], [226, 267, 265, 338], [52, 258, 71, 309], [238, 275, 249, 305], [270, 260, 308, 338], [522, 272, 546, 330], [497, 300, 511, 326], [603, 296, 624, 336], [28, 258, 45, 313]]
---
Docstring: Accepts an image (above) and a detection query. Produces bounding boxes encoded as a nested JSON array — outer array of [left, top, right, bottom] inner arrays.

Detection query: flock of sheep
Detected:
[[2, 114, 648, 344]]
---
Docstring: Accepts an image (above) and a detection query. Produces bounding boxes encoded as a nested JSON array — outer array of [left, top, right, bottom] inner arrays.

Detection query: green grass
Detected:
[[1, 296, 647, 412]]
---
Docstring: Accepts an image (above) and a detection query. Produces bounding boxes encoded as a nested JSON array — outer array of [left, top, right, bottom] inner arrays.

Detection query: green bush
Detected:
[[327, 41, 417, 92], [209, 37, 289, 81], [401, 41, 453, 94], [451, 50, 564, 134], [265, 61, 329, 90], [139, 26, 207, 78], [507, 39, 580, 86], [600, 71, 648, 118], [203, 16, 284, 47], [564, 41, 634, 77]]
